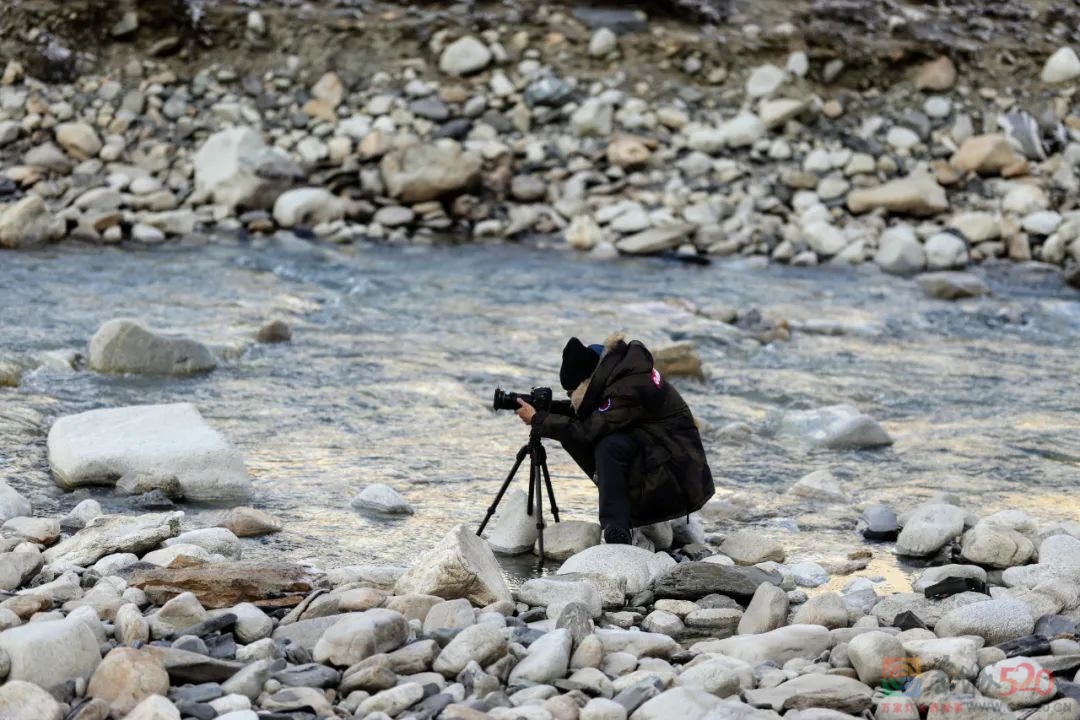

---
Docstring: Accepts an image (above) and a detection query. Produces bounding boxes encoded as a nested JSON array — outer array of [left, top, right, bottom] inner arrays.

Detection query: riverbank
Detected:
[[3, 457, 1080, 719], [0, 2, 1080, 286]]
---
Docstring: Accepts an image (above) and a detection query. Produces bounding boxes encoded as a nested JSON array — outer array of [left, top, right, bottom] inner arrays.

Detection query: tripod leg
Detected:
[[533, 456, 545, 570], [477, 444, 530, 536], [540, 460, 560, 524]]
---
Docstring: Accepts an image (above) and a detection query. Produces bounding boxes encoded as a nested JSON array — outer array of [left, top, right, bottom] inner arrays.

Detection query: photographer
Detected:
[[515, 334, 714, 545]]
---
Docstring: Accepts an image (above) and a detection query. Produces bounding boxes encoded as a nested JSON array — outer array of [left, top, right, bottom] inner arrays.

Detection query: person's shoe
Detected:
[[603, 526, 632, 545]]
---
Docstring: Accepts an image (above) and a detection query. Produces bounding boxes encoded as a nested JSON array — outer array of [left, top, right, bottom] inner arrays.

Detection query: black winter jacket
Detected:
[[531, 337, 715, 527]]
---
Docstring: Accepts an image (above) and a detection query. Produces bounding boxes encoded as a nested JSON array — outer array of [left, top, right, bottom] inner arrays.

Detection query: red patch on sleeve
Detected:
[[651, 368, 663, 388]]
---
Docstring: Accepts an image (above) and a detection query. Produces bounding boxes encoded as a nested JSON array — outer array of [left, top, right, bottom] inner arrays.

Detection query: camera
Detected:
[[493, 387, 553, 412]]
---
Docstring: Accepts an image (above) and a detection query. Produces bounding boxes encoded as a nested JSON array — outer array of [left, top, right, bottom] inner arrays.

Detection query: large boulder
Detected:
[[508, 628, 572, 685], [960, 522, 1034, 568], [48, 403, 252, 504], [0, 681, 65, 720], [44, 511, 182, 566], [744, 674, 874, 714], [89, 319, 216, 375], [896, 504, 966, 557], [874, 225, 926, 276], [394, 524, 511, 606], [484, 488, 536, 555], [0, 616, 102, 688], [847, 173, 948, 216], [380, 142, 482, 203], [0, 195, 60, 249], [537, 520, 601, 561], [312, 609, 410, 666], [558, 544, 676, 595], [193, 127, 299, 210], [87, 648, 170, 717], [772, 404, 892, 450], [934, 599, 1034, 644]]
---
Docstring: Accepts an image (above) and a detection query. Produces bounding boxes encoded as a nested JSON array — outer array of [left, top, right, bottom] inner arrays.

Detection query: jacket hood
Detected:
[[576, 335, 654, 416]]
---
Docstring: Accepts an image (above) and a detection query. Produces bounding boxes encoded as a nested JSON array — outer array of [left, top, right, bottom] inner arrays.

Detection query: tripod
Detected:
[[477, 427, 560, 571]]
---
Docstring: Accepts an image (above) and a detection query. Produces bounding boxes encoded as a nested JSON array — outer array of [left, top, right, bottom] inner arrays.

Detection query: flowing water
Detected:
[[2, 237, 1079, 587]]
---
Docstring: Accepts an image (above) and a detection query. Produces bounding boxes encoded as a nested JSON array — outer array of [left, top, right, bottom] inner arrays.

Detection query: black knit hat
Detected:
[[560, 337, 601, 391]]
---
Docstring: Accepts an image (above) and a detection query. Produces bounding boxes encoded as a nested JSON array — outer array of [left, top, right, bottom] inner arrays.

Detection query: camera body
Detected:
[[493, 387, 553, 412]]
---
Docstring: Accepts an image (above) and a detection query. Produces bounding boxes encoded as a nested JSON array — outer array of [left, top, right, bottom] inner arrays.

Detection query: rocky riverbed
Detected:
[[3, 1, 1080, 719]]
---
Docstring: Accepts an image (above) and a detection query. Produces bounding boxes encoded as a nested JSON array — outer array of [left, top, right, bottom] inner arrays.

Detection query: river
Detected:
[[2, 237, 1079, 587]]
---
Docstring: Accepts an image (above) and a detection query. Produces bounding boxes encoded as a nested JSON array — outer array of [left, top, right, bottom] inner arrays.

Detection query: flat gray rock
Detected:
[[691, 624, 833, 665], [896, 503, 966, 557], [0, 617, 102, 689], [558, 545, 675, 596], [651, 561, 781, 601], [615, 224, 696, 255], [917, 272, 990, 300], [43, 511, 182, 567]]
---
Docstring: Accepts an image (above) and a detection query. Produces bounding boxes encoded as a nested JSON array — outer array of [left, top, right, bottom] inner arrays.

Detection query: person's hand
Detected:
[[516, 399, 536, 425]]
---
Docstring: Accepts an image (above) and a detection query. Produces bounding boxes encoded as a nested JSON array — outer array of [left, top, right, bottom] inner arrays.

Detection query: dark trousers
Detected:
[[560, 432, 638, 531]]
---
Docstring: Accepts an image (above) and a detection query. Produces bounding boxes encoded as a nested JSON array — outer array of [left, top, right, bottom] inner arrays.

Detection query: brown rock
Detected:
[[606, 135, 651, 169], [87, 648, 169, 717], [311, 72, 344, 108], [1002, 159, 1030, 178], [822, 100, 844, 119], [1007, 233, 1032, 261], [950, 134, 1022, 176], [933, 160, 963, 186], [303, 98, 336, 123], [126, 561, 323, 609], [219, 507, 283, 537], [653, 343, 704, 380], [846, 173, 949, 216], [380, 143, 483, 204], [255, 320, 292, 344], [916, 56, 957, 91], [1, 594, 50, 620], [360, 130, 394, 160]]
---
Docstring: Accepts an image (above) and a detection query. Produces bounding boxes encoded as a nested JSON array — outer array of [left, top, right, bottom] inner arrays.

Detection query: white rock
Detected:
[[519, 578, 602, 618], [273, 188, 346, 228], [351, 484, 414, 515], [630, 686, 724, 720], [439, 36, 492, 76], [485, 489, 536, 554], [847, 631, 904, 685], [558, 545, 676, 595], [312, 609, 409, 666], [872, 225, 924, 276], [357, 682, 424, 716], [395, 524, 511, 606], [723, 113, 766, 147], [165, 528, 243, 559], [960, 522, 1034, 568], [887, 127, 921, 150], [122, 695, 181, 720], [0, 194, 58, 249], [571, 99, 614, 138], [433, 623, 507, 676], [55, 122, 102, 159], [1022, 211, 1063, 236], [949, 212, 1001, 242], [1042, 47, 1080, 84], [566, 215, 604, 251], [132, 223, 166, 244], [0, 481, 31, 522], [44, 511, 182, 566], [774, 404, 893, 450], [48, 403, 252, 503], [1002, 184, 1048, 215], [692, 624, 832, 665], [0, 681, 65, 720], [193, 127, 295, 210], [0, 616, 102, 688], [589, 28, 618, 58], [935, 599, 1034, 644], [925, 233, 969, 270], [746, 64, 787, 98], [510, 628, 572, 685], [802, 221, 848, 257], [896, 503, 966, 557], [758, 98, 805, 129]]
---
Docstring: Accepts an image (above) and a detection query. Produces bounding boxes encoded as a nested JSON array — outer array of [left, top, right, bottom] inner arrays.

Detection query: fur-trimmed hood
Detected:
[[570, 332, 631, 412]]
